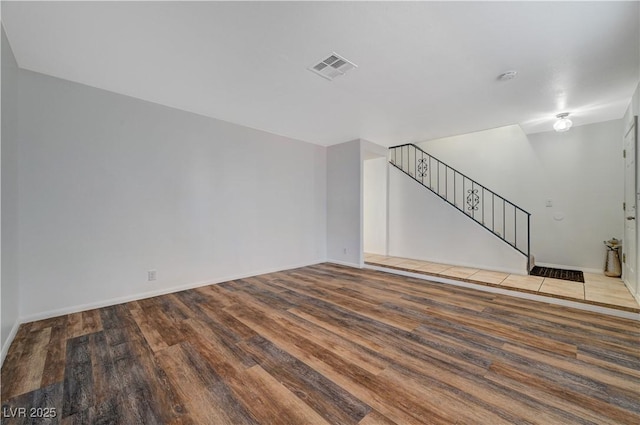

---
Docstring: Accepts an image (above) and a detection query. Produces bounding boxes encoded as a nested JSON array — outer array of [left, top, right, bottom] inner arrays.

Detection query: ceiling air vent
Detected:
[[308, 52, 357, 81]]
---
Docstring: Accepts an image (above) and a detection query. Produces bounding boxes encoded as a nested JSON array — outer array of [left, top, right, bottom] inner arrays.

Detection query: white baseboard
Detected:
[[535, 262, 603, 275], [1, 319, 22, 368], [326, 259, 362, 268], [623, 279, 640, 304], [365, 264, 639, 321], [19, 259, 326, 324]]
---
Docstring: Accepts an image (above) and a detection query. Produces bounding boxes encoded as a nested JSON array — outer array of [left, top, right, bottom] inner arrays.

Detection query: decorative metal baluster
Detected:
[[406, 145, 409, 172], [482, 187, 485, 225], [436, 161, 440, 195], [418, 153, 428, 183], [492, 193, 495, 233], [387, 143, 531, 273], [454, 172, 457, 208], [470, 181, 474, 212], [445, 165, 448, 201], [463, 178, 466, 213], [503, 200, 506, 242], [514, 207, 517, 248]]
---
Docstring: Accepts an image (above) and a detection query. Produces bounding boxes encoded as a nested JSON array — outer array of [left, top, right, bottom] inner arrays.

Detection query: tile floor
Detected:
[[364, 253, 640, 313]]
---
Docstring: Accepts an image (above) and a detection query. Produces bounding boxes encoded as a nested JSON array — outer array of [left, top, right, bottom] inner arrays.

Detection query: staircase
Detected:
[[389, 143, 532, 273]]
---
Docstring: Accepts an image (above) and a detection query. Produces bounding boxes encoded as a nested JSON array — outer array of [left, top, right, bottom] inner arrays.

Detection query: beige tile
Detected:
[[364, 253, 386, 261], [582, 280, 628, 292], [440, 266, 480, 279], [539, 278, 585, 300], [585, 292, 640, 308], [584, 283, 640, 308], [583, 272, 624, 285], [469, 270, 509, 285], [415, 262, 453, 274], [500, 275, 544, 291], [364, 254, 638, 311], [374, 256, 407, 266], [398, 260, 433, 271], [584, 283, 637, 302], [396, 259, 429, 269]]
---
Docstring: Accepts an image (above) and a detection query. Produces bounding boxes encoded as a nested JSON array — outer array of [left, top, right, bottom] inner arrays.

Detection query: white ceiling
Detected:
[[3, 1, 639, 146]]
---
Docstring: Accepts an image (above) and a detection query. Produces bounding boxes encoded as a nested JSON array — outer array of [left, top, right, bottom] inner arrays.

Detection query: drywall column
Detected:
[[363, 157, 388, 255], [1, 26, 20, 362], [327, 140, 362, 266]]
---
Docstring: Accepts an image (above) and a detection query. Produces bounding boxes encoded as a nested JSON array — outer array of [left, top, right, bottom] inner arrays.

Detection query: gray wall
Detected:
[[527, 121, 623, 270], [1, 26, 20, 356], [363, 157, 388, 255], [327, 139, 362, 266], [388, 165, 527, 274], [17, 69, 327, 320]]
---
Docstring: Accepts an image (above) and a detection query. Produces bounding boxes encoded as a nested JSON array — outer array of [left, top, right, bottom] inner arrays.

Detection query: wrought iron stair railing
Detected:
[[389, 143, 531, 272]]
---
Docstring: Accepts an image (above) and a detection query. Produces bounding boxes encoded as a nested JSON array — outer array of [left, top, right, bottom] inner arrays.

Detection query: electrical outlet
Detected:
[[148, 270, 157, 281]]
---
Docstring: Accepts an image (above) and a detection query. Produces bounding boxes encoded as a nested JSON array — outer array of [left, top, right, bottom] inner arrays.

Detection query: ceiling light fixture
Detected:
[[553, 112, 573, 132]]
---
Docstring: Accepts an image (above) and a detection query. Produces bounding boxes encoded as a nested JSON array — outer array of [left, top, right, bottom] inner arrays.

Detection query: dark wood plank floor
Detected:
[[2, 263, 639, 424]]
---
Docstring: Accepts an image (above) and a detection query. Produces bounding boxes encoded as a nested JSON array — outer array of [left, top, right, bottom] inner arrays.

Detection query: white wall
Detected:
[[633, 82, 639, 116], [415, 122, 623, 271], [527, 122, 623, 270], [17, 69, 327, 320], [388, 166, 526, 274], [363, 157, 387, 255], [1, 26, 20, 358], [326, 139, 361, 266]]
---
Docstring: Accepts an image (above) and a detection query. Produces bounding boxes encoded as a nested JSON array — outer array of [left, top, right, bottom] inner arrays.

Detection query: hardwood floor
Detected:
[[2, 263, 639, 424]]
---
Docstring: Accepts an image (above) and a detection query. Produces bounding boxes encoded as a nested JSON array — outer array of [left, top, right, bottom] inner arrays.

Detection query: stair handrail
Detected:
[[389, 143, 531, 272]]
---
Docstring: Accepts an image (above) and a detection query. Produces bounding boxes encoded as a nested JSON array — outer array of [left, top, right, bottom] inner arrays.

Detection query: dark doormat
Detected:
[[530, 266, 585, 283]]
